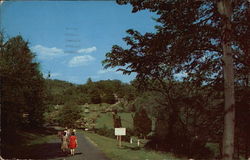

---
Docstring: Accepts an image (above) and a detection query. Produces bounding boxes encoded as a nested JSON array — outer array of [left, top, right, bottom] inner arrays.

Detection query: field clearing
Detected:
[[95, 112, 133, 129]]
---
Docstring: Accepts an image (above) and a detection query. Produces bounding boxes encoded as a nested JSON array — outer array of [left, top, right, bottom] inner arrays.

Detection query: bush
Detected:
[[95, 125, 115, 139], [133, 107, 152, 138], [145, 134, 213, 159], [123, 128, 135, 142], [102, 93, 116, 104], [58, 102, 83, 128]]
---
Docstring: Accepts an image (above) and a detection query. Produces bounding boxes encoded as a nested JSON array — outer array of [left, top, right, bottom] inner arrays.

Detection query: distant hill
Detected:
[[45, 79, 78, 105], [45, 79, 76, 95], [45, 79, 137, 106]]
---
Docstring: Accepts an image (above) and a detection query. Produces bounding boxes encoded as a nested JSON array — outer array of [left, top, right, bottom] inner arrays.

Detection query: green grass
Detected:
[[119, 112, 133, 129], [95, 112, 133, 129], [48, 103, 133, 128], [83, 131, 184, 160], [95, 112, 114, 128], [3, 128, 58, 159], [88, 103, 110, 111], [48, 103, 134, 131], [26, 134, 56, 146], [17, 129, 58, 147]]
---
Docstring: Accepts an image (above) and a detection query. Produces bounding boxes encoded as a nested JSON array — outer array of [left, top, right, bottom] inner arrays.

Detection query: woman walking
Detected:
[[68, 131, 78, 156], [61, 131, 69, 154]]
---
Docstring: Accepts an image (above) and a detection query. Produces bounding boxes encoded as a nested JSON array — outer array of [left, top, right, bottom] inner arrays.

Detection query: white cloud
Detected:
[[68, 55, 95, 67], [50, 73, 61, 78], [98, 68, 123, 75], [42, 72, 61, 79], [77, 46, 97, 53], [31, 45, 64, 60]]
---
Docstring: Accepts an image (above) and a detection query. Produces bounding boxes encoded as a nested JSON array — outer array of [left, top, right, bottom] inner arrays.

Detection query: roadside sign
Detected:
[[115, 128, 126, 147], [115, 128, 126, 136]]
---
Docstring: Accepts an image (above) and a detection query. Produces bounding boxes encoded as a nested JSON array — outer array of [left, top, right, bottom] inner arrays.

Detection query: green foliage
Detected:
[[86, 77, 93, 84], [102, 92, 116, 104], [57, 102, 83, 128], [0, 34, 46, 129], [107, 1, 249, 86], [45, 79, 136, 109], [45, 79, 90, 105], [133, 91, 160, 117], [133, 107, 152, 138], [0, 34, 47, 158], [117, 83, 137, 101], [90, 88, 102, 104], [95, 125, 115, 139], [102, 1, 249, 158]]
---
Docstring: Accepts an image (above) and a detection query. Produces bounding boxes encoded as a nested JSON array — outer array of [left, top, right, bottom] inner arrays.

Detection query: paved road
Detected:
[[30, 131, 111, 160], [53, 133, 109, 160], [54, 132, 110, 160]]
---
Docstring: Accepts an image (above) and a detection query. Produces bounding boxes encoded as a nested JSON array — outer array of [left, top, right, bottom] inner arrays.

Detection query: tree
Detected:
[[0, 34, 46, 129], [103, 1, 249, 159], [235, 87, 250, 159], [102, 92, 116, 104], [0, 34, 46, 158], [112, 110, 122, 128], [133, 107, 152, 138], [58, 102, 83, 128], [217, 1, 235, 159], [90, 89, 102, 104], [86, 77, 93, 84]]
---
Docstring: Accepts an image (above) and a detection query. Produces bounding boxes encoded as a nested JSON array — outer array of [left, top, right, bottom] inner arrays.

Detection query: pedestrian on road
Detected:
[[64, 127, 70, 138], [61, 131, 69, 154], [68, 131, 78, 156]]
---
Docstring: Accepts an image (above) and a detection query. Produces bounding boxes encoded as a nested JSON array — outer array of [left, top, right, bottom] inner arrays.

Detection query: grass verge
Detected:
[[2, 127, 58, 159], [83, 131, 184, 160]]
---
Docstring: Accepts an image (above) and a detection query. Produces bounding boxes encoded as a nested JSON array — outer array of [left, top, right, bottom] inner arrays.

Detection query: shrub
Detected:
[[96, 125, 115, 139], [57, 102, 83, 128], [133, 107, 152, 138]]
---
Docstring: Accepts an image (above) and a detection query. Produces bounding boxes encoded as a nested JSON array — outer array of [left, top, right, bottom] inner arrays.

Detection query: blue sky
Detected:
[[1, 1, 158, 84]]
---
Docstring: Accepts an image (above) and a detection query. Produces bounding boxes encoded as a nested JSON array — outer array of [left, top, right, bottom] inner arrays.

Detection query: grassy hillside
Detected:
[[95, 112, 133, 129]]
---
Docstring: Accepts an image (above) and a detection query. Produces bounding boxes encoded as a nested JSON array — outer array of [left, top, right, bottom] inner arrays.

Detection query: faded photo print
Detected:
[[0, 0, 249, 160]]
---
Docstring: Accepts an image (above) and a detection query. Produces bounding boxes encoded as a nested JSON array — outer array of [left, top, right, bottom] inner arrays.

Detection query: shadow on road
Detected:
[[1, 127, 64, 159], [17, 142, 66, 159], [26, 142, 83, 159]]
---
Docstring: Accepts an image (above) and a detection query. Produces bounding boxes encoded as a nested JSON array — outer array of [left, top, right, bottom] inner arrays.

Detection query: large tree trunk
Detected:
[[217, 1, 235, 160]]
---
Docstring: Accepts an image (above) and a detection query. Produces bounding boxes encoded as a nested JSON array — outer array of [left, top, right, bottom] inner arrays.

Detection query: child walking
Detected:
[[68, 131, 78, 156], [61, 131, 69, 154]]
